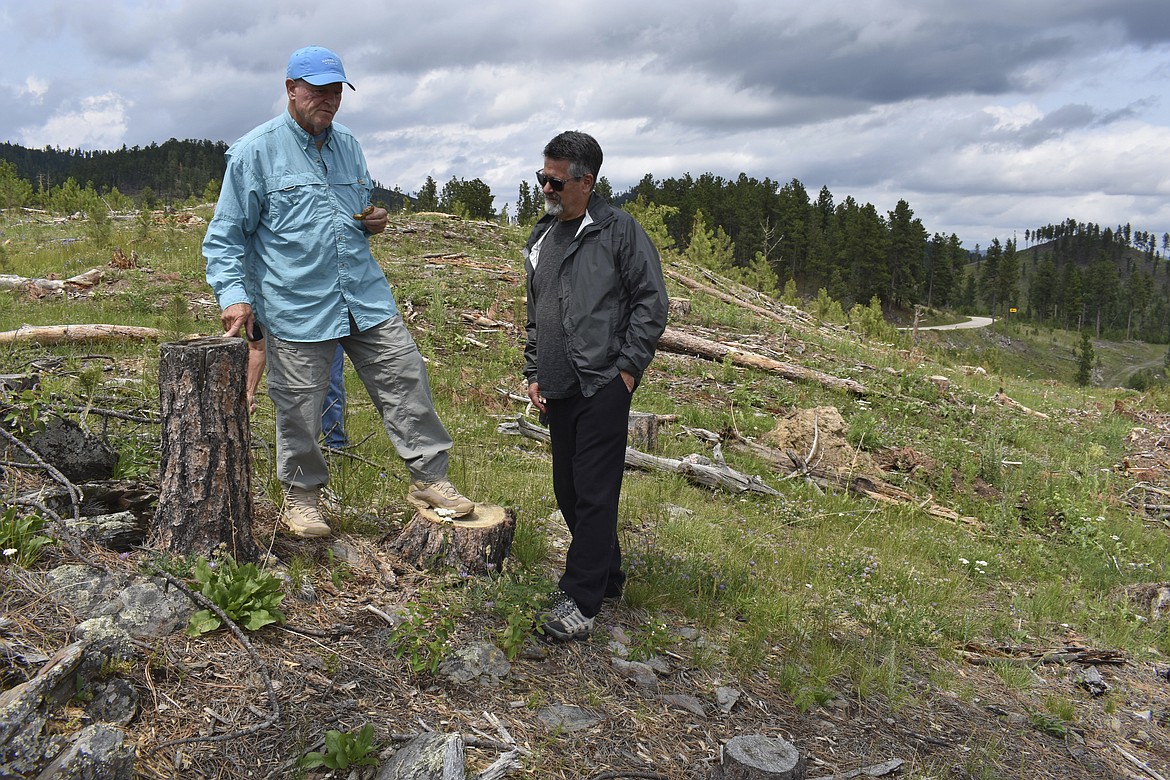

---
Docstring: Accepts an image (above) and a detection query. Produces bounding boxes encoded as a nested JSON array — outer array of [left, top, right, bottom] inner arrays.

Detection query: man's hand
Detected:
[[360, 206, 389, 235], [221, 302, 254, 337], [620, 369, 635, 393], [527, 381, 546, 413]]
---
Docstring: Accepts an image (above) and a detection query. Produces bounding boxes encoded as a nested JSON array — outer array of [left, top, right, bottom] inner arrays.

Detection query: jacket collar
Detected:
[[531, 191, 615, 241]]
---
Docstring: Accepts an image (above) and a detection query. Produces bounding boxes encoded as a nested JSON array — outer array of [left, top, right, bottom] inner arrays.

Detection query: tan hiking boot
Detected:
[[407, 479, 475, 517], [282, 486, 331, 538]]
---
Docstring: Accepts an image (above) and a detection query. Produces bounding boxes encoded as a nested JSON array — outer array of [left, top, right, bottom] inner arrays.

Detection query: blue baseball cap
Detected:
[[287, 46, 355, 90]]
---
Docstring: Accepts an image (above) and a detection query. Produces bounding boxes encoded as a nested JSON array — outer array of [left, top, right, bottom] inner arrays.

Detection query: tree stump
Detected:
[[378, 732, 464, 779], [391, 504, 514, 574], [719, 735, 805, 779], [628, 411, 658, 452], [152, 337, 257, 562]]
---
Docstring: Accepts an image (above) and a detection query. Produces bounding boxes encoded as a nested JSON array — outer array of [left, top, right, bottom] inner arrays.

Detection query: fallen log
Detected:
[[0, 324, 164, 345], [727, 434, 981, 527], [499, 416, 780, 495], [0, 268, 103, 293], [664, 267, 815, 328], [658, 326, 867, 395], [958, 642, 1127, 667], [991, 390, 1049, 419]]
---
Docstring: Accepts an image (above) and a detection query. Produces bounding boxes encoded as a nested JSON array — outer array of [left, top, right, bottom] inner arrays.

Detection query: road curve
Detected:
[[904, 316, 994, 331]]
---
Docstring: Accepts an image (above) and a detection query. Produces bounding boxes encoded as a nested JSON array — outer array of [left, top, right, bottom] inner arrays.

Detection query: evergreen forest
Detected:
[[2, 140, 1167, 344]]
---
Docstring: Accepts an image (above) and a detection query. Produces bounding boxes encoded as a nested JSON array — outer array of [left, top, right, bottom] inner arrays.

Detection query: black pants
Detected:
[[546, 376, 632, 618]]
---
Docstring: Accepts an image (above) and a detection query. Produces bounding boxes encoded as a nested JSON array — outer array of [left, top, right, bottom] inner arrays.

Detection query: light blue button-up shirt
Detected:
[[204, 111, 397, 342]]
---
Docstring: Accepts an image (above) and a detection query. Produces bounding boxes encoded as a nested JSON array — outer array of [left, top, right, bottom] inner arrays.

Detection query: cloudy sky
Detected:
[[3, 0, 1169, 249]]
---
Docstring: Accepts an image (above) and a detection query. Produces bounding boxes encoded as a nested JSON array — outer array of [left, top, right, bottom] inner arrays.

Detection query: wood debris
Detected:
[[0, 324, 165, 345], [991, 389, 1049, 419], [0, 268, 103, 294], [958, 641, 1127, 667], [498, 415, 779, 495], [658, 327, 867, 395]]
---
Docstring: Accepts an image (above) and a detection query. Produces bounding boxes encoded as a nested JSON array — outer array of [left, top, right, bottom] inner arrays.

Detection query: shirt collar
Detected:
[[283, 110, 334, 151]]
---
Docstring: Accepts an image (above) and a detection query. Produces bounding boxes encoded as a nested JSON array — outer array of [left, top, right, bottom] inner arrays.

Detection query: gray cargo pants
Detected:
[[264, 315, 453, 489]]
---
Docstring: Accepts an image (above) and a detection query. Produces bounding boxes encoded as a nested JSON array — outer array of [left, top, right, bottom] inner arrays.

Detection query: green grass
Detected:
[[3, 207, 1170, 722]]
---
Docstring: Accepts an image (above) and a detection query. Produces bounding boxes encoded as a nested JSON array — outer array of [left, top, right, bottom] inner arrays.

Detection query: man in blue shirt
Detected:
[[205, 45, 474, 538]]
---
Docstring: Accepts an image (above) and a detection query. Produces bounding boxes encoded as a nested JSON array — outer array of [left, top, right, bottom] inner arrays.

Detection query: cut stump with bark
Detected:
[[628, 411, 659, 452], [391, 504, 514, 574], [152, 337, 258, 562], [719, 734, 805, 779]]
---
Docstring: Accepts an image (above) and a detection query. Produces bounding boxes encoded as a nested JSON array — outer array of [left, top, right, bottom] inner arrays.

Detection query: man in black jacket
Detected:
[[524, 131, 668, 640]]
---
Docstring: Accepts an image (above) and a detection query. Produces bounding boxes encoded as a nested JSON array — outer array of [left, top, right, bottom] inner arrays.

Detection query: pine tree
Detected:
[[1076, 331, 1093, 386], [416, 176, 438, 212]]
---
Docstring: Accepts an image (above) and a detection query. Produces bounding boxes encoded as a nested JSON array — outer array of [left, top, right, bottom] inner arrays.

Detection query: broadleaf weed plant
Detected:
[[299, 724, 379, 770], [186, 554, 287, 636]]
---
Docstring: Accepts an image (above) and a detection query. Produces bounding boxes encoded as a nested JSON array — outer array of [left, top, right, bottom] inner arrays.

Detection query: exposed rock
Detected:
[[608, 625, 633, 645], [536, 703, 601, 733], [84, 677, 139, 726], [607, 639, 631, 658], [436, 642, 510, 687], [68, 511, 145, 551], [611, 657, 660, 692], [1077, 666, 1109, 697], [35, 723, 135, 780], [643, 655, 671, 675], [0, 640, 137, 779], [664, 694, 707, 718], [716, 686, 741, 714], [44, 565, 191, 639], [22, 415, 119, 482]]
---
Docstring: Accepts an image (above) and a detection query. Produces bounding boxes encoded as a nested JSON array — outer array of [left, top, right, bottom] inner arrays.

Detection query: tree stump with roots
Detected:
[[391, 504, 514, 574], [151, 337, 257, 562]]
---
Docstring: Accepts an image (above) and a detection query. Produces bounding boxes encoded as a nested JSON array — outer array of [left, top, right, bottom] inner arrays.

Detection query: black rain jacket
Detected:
[[523, 192, 668, 397]]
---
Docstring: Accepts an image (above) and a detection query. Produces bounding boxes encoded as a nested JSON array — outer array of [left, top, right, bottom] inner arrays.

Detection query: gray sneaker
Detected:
[[281, 486, 331, 538], [540, 591, 594, 641], [407, 480, 475, 517]]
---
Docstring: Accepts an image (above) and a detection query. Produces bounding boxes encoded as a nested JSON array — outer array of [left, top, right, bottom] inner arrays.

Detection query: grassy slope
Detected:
[[2, 208, 1169, 777]]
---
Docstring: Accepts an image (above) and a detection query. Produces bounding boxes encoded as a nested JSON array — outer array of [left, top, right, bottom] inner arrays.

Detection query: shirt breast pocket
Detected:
[[265, 172, 323, 227], [327, 173, 372, 219]]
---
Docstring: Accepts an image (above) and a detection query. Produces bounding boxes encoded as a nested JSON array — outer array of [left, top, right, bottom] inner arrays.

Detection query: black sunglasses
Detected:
[[536, 170, 582, 192]]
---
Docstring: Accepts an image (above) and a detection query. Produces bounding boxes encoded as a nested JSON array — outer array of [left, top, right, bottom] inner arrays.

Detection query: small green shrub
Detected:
[[299, 724, 378, 770], [186, 555, 286, 635], [3, 388, 50, 437], [848, 296, 900, 342], [389, 597, 458, 674], [810, 288, 846, 324], [628, 620, 672, 662], [488, 575, 547, 661]]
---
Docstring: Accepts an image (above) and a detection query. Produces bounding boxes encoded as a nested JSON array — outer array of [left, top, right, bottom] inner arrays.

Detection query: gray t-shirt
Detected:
[[532, 216, 585, 399]]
